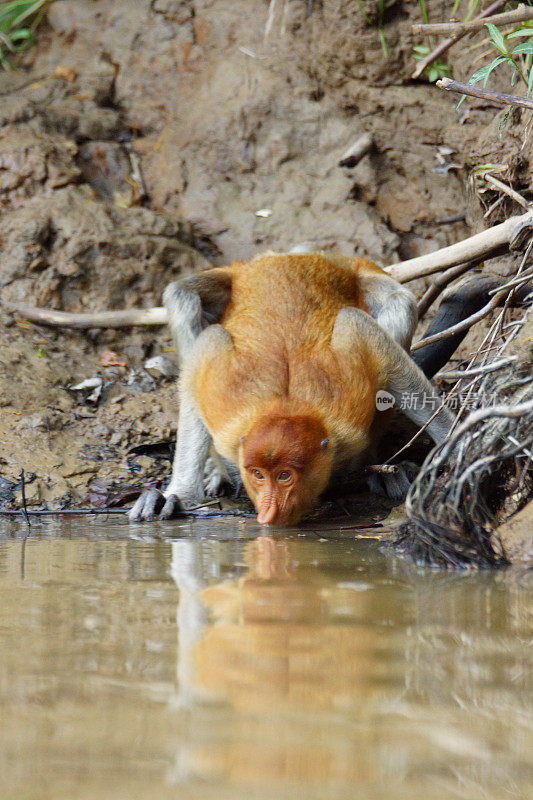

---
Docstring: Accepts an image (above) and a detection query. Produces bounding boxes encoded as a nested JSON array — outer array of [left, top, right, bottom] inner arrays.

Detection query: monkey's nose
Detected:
[[257, 498, 278, 525]]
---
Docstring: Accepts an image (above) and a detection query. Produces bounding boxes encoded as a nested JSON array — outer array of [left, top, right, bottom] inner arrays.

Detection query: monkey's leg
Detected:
[[163, 268, 233, 364], [360, 273, 418, 351]]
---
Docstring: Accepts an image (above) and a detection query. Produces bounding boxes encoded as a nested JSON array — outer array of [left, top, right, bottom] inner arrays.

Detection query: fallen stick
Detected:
[[436, 77, 533, 111], [338, 133, 373, 167], [411, 0, 507, 80], [3, 211, 533, 329], [412, 5, 533, 36], [2, 303, 168, 328], [387, 209, 533, 282]]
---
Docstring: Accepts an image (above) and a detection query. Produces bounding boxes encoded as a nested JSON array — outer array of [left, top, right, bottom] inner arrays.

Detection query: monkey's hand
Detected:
[[128, 488, 183, 522], [366, 461, 419, 501], [204, 457, 229, 497]]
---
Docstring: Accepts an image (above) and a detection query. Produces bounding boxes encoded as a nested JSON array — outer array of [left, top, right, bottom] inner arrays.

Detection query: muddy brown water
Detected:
[[0, 516, 531, 800]]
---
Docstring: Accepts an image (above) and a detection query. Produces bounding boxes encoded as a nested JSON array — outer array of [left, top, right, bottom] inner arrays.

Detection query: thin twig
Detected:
[[0, 505, 256, 519], [19, 469, 31, 529], [412, 6, 533, 36], [417, 260, 478, 319], [411, 0, 507, 80], [435, 355, 517, 380], [365, 464, 399, 475], [385, 401, 451, 464], [0, 508, 127, 516], [411, 289, 506, 351], [436, 77, 533, 111], [484, 174, 531, 210], [338, 133, 373, 167], [489, 267, 533, 293]]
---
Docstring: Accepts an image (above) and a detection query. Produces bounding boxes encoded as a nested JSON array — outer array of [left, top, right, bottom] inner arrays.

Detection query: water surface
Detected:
[[0, 516, 531, 800]]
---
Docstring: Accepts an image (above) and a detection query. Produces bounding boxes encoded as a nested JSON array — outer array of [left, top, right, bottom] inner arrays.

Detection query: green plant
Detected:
[[413, 44, 451, 82], [0, 0, 52, 70], [465, 21, 533, 97], [355, 0, 388, 56]]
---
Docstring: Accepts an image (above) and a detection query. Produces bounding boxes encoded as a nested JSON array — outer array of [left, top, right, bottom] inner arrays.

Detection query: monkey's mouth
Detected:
[[255, 502, 302, 528]]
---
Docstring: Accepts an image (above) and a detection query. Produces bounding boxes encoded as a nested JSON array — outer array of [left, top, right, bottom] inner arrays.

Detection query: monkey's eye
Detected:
[[277, 470, 292, 482], [252, 469, 265, 481]]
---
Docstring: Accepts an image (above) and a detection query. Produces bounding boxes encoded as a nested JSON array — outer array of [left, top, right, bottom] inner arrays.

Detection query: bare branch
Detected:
[[436, 77, 533, 111], [2, 302, 168, 328], [412, 5, 533, 36], [417, 261, 476, 319], [411, 0, 507, 80], [387, 210, 533, 283], [435, 355, 517, 380]]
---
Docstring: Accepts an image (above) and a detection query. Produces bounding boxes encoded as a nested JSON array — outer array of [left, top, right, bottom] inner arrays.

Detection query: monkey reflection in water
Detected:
[[168, 535, 508, 790], [169, 535, 386, 785], [130, 252, 457, 527]]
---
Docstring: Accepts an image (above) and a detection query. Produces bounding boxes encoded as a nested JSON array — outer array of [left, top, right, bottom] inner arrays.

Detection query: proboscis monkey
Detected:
[[129, 252, 455, 526]]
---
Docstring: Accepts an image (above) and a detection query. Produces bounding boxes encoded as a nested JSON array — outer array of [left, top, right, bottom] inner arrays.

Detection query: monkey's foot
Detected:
[[128, 489, 182, 522], [366, 461, 419, 501]]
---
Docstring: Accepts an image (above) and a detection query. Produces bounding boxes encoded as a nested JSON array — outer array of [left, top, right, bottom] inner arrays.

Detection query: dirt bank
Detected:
[[0, 0, 530, 514]]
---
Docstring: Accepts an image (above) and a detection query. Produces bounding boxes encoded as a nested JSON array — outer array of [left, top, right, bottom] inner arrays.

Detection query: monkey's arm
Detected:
[[129, 331, 232, 522], [128, 388, 212, 521], [129, 272, 235, 522], [332, 308, 455, 444]]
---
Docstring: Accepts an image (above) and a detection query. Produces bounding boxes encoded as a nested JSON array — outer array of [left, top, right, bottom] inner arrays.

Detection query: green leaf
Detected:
[[499, 109, 511, 135], [10, 27, 34, 51], [485, 22, 507, 54], [0, 1, 49, 34], [528, 65, 533, 96], [468, 56, 507, 87], [464, 0, 481, 23], [508, 25, 533, 39], [512, 42, 533, 55]]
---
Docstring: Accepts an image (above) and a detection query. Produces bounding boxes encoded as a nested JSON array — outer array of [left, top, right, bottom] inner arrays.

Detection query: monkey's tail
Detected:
[[412, 276, 532, 379]]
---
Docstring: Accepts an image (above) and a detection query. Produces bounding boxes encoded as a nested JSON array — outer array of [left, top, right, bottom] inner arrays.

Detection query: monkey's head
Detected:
[[239, 412, 333, 527]]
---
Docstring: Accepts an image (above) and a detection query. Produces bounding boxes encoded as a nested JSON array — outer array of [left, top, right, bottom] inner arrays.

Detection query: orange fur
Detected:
[[191, 253, 385, 525]]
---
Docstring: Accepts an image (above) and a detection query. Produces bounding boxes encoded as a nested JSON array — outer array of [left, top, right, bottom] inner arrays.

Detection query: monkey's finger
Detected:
[[137, 488, 165, 521], [128, 491, 153, 522], [159, 494, 182, 520]]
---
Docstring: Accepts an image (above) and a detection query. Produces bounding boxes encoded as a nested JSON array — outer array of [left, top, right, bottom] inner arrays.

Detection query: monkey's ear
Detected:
[[320, 438, 329, 449]]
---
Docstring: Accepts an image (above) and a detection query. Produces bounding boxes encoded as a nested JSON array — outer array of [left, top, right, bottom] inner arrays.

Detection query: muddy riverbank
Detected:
[[0, 0, 531, 523]]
